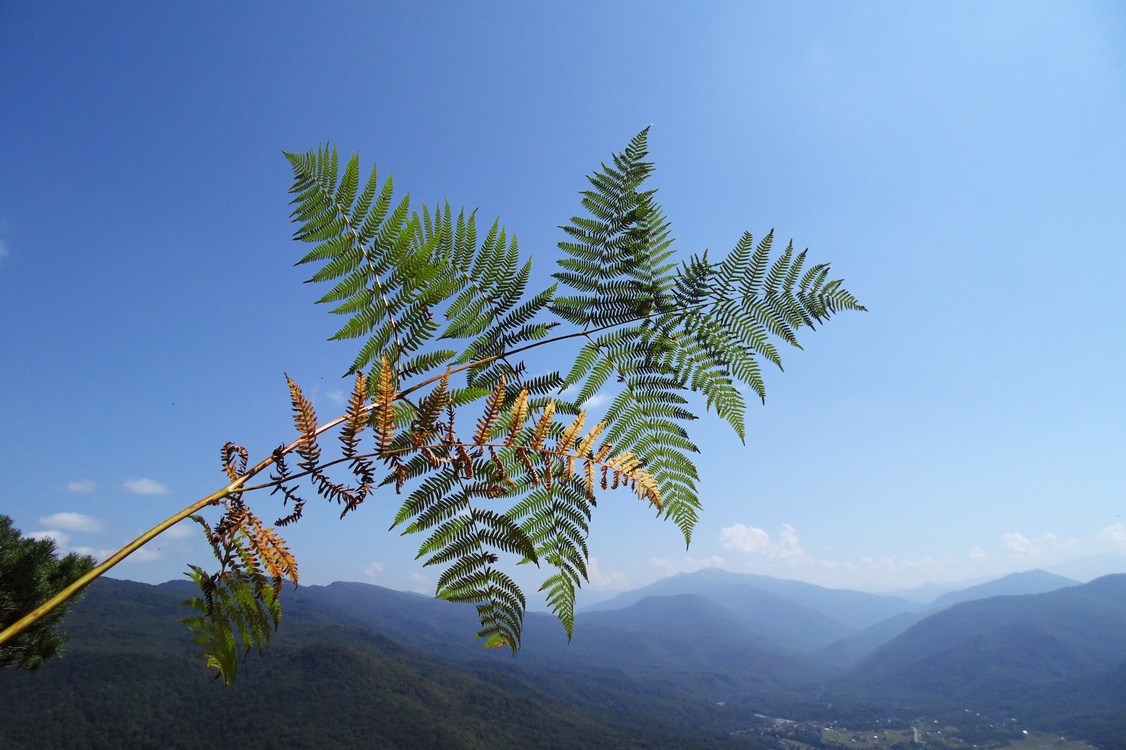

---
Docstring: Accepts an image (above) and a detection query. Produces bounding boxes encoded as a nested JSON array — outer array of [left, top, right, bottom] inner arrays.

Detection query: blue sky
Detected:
[[2, 2, 1124, 603]]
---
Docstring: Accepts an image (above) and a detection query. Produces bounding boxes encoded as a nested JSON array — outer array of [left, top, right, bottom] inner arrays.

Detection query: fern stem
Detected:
[[0, 308, 687, 647], [0, 414, 349, 646], [239, 438, 625, 494], [395, 308, 680, 401], [0, 485, 233, 647]]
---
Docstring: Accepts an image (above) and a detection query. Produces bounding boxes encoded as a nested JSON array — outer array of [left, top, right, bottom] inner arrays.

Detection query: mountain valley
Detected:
[[2, 568, 1123, 748]]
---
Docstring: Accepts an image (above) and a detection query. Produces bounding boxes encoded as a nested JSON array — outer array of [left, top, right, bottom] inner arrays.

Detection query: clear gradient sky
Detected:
[[2, 2, 1124, 603]]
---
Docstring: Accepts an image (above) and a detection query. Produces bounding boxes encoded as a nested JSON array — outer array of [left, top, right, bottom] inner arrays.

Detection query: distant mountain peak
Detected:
[[924, 568, 1078, 613]]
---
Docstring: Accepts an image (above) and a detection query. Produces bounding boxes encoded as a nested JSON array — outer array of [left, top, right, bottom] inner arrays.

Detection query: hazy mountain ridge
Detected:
[[833, 574, 1126, 733], [583, 567, 1084, 672], [587, 567, 917, 631], [815, 568, 1081, 669], [287, 582, 844, 693], [2, 570, 1123, 748], [0, 578, 730, 750], [922, 569, 1079, 613], [854, 574, 1126, 683]]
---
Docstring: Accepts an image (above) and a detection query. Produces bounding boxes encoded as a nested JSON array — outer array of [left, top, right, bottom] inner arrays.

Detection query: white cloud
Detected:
[[325, 389, 346, 406], [1002, 531, 1036, 555], [1098, 522, 1126, 545], [0, 239, 8, 264], [124, 478, 170, 496], [74, 538, 168, 560], [1040, 532, 1072, 553], [721, 524, 772, 554], [163, 522, 197, 539], [613, 523, 1126, 594], [584, 392, 611, 409], [125, 546, 165, 562], [644, 534, 1043, 593], [648, 554, 727, 578], [71, 545, 112, 560], [706, 523, 962, 590], [777, 524, 804, 558], [39, 512, 103, 534], [65, 479, 97, 493], [587, 556, 630, 590], [720, 523, 805, 560], [364, 561, 385, 577], [556, 385, 612, 410], [407, 572, 431, 594], [1000, 531, 1076, 558], [28, 530, 70, 547], [69, 544, 161, 563]]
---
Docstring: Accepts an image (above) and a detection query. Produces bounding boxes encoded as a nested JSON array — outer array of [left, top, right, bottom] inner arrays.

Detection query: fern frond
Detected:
[[286, 146, 427, 376], [286, 376, 320, 470], [269, 449, 308, 526], [242, 513, 299, 588], [529, 401, 555, 451], [372, 355, 397, 456], [413, 373, 450, 438], [505, 389, 529, 446], [221, 442, 249, 483], [474, 376, 507, 445], [180, 510, 286, 684], [339, 371, 368, 461], [556, 411, 586, 455], [165, 130, 867, 679]]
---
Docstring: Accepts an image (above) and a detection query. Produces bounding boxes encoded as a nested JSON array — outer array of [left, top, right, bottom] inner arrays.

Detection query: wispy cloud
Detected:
[[407, 572, 430, 594], [364, 561, 385, 577], [720, 523, 805, 560], [0, 239, 9, 266], [65, 479, 97, 493], [587, 556, 630, 590], [69, 544, 163, 563], [1000, 530, 1075, 557], [1098, 522, 1126, 545], [720, 524, 771, 554], [24, 509, 194, 565], [71, 545, 112, 560], [556, 385, 613, 411], [1002, 531, 1035, 555], [28, 530, 70, 546], [584, 392, 611, 409], [124, 478, 170, 496], [707, 523, 959, 591], [660, 523, 1110, 592], [126, 546, 166, 562], [163, 522, 197, 540], [40, 512, 104, 534], [648, 553, 727, 578]]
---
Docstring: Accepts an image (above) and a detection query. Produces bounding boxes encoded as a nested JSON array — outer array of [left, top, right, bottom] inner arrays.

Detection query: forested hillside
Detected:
[[4, 573, 1125, 748], [0, 579, 734, 750]]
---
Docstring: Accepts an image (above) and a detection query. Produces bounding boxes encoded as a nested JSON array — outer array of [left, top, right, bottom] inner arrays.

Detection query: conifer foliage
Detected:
[[0, 130, 864, 683], [0, 516, 96, 671]]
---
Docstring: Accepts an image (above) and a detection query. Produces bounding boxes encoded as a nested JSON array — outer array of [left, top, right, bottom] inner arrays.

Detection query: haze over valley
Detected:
[[3, 567, 1124, 748]]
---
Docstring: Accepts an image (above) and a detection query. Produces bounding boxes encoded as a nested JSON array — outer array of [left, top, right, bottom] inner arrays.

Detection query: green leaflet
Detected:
[[180, 565, 280, 686], [509, 478, 592, 639]]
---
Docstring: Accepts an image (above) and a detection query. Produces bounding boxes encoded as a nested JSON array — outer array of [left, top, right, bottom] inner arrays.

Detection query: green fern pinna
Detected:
[[0, 129, 863, 682]]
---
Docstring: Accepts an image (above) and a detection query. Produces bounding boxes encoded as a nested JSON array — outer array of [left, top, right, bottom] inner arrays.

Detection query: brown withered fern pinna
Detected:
[[0, 129, 864, 683]]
